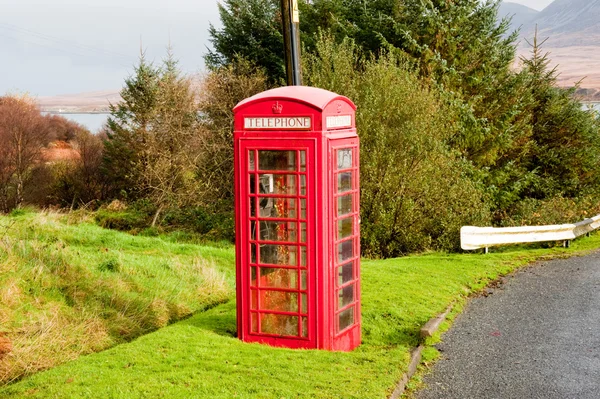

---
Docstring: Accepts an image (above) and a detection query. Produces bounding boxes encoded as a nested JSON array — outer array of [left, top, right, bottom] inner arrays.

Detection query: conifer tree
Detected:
[[103, 50, 203, 224], [140, 49, 202, 225], [102, 53, 160, 199], [520, 32, 600, 199], [206, 0, 285, 84]]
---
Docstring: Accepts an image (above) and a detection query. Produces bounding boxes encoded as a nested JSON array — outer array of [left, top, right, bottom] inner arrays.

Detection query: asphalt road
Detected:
[[416, 251, 600, 399]]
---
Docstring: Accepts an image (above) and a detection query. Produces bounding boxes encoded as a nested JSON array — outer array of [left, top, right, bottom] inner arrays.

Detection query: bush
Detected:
[[304, 36, 491, 256], [95, 209, 150, 231], [94, 202, 235, 243], [8, 207, 34, 217], [499, 195, 600, 227], [163, 207, 235, 242]]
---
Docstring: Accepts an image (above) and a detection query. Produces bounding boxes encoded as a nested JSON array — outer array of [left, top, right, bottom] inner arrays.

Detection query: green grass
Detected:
[[0, 210, 233, 384], [3, 211, 600, 398]]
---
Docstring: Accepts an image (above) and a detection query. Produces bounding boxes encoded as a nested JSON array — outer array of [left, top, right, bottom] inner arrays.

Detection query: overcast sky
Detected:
[[0, 0, 221, 96], [0, 0, 555, 97]]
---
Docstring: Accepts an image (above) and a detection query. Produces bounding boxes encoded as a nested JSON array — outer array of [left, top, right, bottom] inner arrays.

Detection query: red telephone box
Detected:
[[233, 86, 360, 351]]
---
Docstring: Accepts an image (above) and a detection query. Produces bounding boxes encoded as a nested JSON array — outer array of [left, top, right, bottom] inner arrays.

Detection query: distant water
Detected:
[[583, 102, 600, 114], [42, 112, 109, 133], [41, 102, 599, 132]]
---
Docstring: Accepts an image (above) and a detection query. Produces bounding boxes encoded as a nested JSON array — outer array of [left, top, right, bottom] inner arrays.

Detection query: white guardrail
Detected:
[[461, 214, 600, 251]]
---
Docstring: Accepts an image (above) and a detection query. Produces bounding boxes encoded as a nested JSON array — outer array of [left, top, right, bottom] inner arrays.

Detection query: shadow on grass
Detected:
[[182, 302, 423, 355], [182, 300, 238, 338]]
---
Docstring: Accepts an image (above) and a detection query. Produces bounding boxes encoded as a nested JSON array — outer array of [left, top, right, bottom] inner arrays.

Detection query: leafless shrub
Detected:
[[0, 94, 49, 210]]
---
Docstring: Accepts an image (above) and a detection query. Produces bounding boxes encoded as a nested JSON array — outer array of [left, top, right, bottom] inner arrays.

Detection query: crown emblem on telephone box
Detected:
[[272, 101, 283, 114]]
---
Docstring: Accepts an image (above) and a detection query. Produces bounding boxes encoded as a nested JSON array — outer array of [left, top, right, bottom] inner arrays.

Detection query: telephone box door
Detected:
[[237, 139, 317, 348]]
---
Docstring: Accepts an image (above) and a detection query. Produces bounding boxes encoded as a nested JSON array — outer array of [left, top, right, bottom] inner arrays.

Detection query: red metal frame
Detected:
[[233, 86, 360, 351], [238, 140, 318, 349], [329, 140, 361, 350]]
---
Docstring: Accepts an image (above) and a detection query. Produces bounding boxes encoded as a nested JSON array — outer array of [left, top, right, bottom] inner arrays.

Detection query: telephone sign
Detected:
[[244, 116, 312, 130]]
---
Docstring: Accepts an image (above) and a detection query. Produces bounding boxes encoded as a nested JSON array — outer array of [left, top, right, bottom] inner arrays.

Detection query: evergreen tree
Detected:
[[140, 49, 202, 225], [520, 32, 600, 199], [206, 0, 285, 84], [205, 0, 600, 249], [208, 0, 529, 166], [102, 53, 160, 199], [103, 49, 204, 225]]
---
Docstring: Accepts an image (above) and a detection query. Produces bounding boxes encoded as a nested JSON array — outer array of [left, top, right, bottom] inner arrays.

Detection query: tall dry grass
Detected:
[[0, 211, 232, 384]]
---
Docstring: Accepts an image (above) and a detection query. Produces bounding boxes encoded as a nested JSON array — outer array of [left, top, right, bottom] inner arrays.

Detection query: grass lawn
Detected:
[[0, 210, 233, 384], [2, 211, 600, 398]]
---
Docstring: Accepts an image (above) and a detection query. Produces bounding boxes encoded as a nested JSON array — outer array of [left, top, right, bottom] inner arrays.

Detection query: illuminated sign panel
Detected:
[[326, 115, 352, 130], [244, 117, 312, 130]]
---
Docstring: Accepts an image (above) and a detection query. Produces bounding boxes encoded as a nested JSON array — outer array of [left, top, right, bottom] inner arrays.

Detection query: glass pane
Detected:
[[338, 195, 352, 216], [300, 222, 307, 243], [301, 270, 307, 290], [337, 172, 352, 192], [338, 285, 354, 308], [300, 199, 306, 219], [259, 268, 298, 289], [249, 150, 255, 171], [338, 307, 355, 332], [258, 151, 296, 171], [249, 175, 256, 194], [250, 197, 256, 217], [338, 217, 353, 240], [300, 175, 306, 195], [251, 312, 258, 333], [337, 149, 352, 170], [337, 240, 353, 263], [338, 262, 353, 286], [300, 247, 307, 267], [258, 221, 297, 242], [250, 289, 258, 309], [251, 243, 257, 264], [259, 174, 296, 195], [300, 151, 306, 172], [258, 198, 297, 219], [251, 267, 257, 286], [301, 293, 307, 313], [260, 290, 298, 312], [260, 314, 298, 336], [301, 317, 308, 337], [259, 244, 298, 266]]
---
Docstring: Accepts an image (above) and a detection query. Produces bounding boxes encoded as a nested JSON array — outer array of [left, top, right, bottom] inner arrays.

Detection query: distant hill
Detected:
[[503, 0, 600, 97], [37, 90, 121, 113], [521, 0, 600, 47], [498, 2, 539, 33]]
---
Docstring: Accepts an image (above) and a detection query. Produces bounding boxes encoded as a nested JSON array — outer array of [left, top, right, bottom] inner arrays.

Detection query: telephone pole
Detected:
[[280, 0, 302, 86]]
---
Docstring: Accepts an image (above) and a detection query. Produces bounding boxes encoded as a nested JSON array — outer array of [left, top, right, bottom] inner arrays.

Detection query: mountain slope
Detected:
[[37, 90, 121, 112], [522, 0, 600, 46], [509, 0, 600, 95], [498, 2, 539, 32]]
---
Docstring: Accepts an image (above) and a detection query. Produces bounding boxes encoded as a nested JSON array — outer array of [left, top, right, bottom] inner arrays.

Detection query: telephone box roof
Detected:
[[233, 86, 356, 113]]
